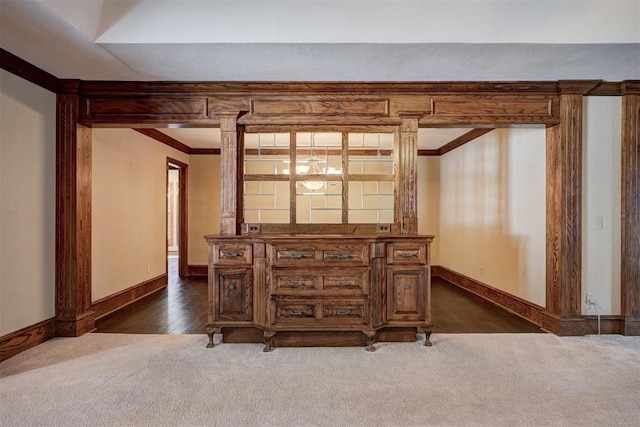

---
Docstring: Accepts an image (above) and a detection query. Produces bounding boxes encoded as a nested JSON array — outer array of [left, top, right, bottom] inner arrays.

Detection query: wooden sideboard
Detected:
[[205, 234, 434, 351]]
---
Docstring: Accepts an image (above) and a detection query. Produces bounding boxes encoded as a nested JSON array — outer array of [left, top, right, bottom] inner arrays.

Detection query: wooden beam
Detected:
[[55, 81, 95, 336], [621, 80, 640, 336], [134, 129, 191, 154], [134, 129, 220, 155], [438, 128, 495, 155], [0, 48, 58, 93], [544, 83, 594, 336]]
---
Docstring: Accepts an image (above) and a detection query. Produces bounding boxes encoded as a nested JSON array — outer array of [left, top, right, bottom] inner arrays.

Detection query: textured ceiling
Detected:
[[0, 0, 638, 82]]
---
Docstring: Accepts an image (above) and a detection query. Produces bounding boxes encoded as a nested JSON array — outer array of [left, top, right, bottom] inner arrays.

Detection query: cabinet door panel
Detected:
[[216, 269, 252, 321], [387, 267, 426, 322]]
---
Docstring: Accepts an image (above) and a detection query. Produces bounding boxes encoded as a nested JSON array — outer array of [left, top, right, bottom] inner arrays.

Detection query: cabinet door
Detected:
[[215, 268, 252, 321], [387, 267, 426, 322]]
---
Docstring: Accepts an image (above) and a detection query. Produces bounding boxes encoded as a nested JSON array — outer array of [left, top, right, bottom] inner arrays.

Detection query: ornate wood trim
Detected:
[[399, 115, 420, 234], [0, 318, 56, 362], [0, 48, 58, 93], [92, 274, 167, 320], [621, 87, 640, 336], [219, 113, 241, 235], [545, 92, 584, 335], [55, 83, 95, 337]]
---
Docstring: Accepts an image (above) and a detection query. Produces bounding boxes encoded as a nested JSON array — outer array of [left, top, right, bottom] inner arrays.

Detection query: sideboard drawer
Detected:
[[273, 246, 317, 266], [322, 271, 368, 295], [271, 243, 369, 267], [275, 273, 318, 292], [214, 243, 253, 265], [322, 301, 367, 323], [273, 299, 369, 326], [387, 243, 426, 265], [275, 303, 316, 321]]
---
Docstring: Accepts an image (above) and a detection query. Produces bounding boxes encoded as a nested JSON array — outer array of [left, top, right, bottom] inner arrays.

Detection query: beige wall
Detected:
[[438, 128, 547, 306], [0, 70, 56, 336], [92, 128, 188, 301], [188, 155, 220, 265], [417, 156, 440, 265], [582, 97, 622, 315]]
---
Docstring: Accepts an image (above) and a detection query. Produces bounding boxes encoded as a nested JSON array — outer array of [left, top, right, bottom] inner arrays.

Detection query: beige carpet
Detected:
[[1, 333, 639, 426]]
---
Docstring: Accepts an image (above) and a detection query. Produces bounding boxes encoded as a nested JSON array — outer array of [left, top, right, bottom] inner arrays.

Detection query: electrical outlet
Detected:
[[595, 216, 603, 229], [586, 293, 596, 305]]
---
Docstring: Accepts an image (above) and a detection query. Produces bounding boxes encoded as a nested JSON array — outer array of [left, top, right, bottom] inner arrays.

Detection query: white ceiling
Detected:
[[0, 0, 638, 81]]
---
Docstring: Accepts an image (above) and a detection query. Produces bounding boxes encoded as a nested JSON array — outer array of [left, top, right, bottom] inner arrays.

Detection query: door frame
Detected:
[[167, 157, 189, 278]]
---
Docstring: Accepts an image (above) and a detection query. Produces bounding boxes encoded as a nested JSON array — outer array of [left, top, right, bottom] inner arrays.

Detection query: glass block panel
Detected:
[[243, 180, 290, 223], [348, 132, 394, 176], [296, 182, 343, 224], [348, 181, 394, 224]]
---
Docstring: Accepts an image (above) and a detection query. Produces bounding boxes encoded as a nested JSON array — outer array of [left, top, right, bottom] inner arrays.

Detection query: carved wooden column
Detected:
[[544, 81, 598, 335], [621, 81, 640, 336], [219, 113, 242, 235], [55, 80, 95, 336], [398, 115, 420, 235]]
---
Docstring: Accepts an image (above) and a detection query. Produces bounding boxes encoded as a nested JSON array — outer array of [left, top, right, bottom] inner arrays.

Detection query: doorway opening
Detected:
[[167, 158, 188, 278]]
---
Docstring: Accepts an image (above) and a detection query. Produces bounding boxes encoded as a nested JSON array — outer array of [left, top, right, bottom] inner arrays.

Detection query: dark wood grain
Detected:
[[96, 259, 208, 334], [434, 266, 550, 330], [92, 274, 166, 320], [0, 318, 56, 362], [621, 84, 640, 336], [219, 114, 240, 235], [0, 48, 59, 92], [55, 87, 96, 336], [97, 260, 544, 336], [544, 91, 585, 335]]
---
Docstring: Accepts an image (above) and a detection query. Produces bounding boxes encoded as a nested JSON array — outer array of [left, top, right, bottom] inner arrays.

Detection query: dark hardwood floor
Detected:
[[96, 258, 542, 335]]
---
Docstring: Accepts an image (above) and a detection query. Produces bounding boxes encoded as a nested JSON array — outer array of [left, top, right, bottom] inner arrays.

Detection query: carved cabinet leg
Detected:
[[422, 326, 433, 347], [363, 330, 377, 352], [206, 326, 220, 348], [263, 330, 277, 352]]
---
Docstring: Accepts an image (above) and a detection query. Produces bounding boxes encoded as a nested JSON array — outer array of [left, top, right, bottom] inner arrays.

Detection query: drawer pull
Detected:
[[222, 252, 242, 259], [290, 310, 303, 317], [289, 281, 304, 288], [334, 253, 351, 260], [229, 284, 236, 290], [337, 282, 351, 288], [337, 310, 351, 317], [396, 251, 418, 260], [403, 284, 410, 290]]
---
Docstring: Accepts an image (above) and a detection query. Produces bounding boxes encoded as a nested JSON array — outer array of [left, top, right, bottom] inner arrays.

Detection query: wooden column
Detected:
[[544, 81, 598, 335], [398, 115, 421, 235], [219, 113, 242, 235], [55, 80, 95, 336], [621, 81, 640, 336]]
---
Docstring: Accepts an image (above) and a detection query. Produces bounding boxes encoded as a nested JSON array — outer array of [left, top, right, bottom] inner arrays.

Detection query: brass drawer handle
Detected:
[[290, 310, 303, 317], [289, 281, 304, 288], [333, 253, 351, 260], [337, 310, 351, 317], [337, 282, 351, 288]]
